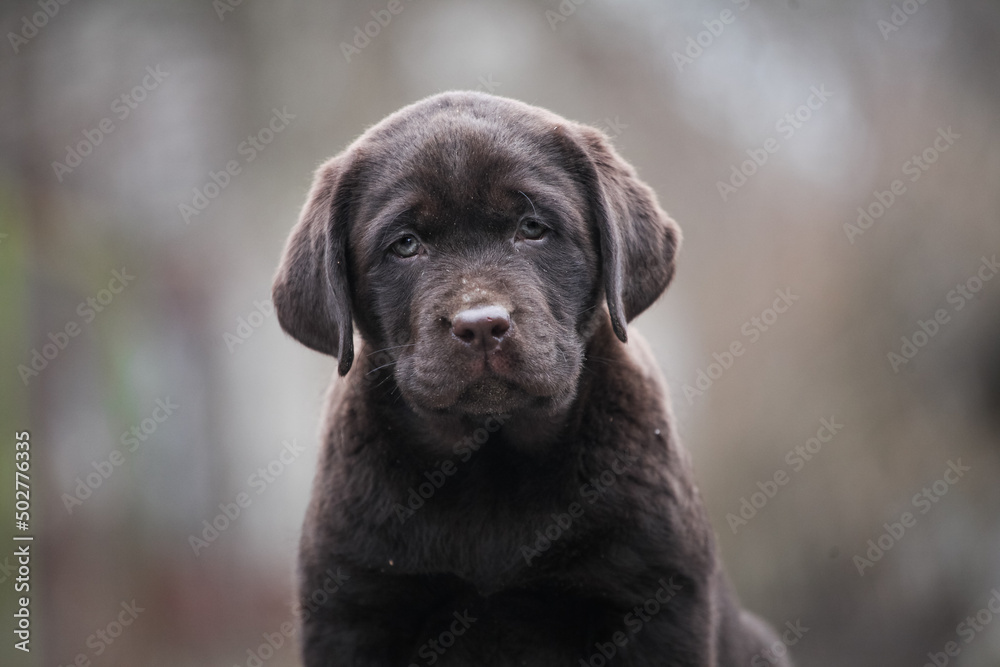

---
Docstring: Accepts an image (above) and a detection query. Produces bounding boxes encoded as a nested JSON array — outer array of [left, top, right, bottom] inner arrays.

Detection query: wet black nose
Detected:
[[452, 306, 511, 352]]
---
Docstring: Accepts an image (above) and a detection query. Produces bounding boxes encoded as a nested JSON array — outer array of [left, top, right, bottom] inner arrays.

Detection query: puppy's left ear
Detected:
[[574, 125, 681, 343], [272, 154, 355, 375]]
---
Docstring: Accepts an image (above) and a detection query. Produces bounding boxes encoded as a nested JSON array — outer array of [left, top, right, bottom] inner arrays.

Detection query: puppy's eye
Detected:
[[390, 235, 421, 258], [517, 218, 548, 241]]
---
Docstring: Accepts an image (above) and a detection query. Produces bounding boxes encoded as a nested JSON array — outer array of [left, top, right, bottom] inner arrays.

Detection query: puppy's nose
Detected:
[[452, 306, 511, 352]]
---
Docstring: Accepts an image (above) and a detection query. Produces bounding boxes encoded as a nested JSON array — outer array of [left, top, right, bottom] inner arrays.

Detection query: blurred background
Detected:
[[1, 0, 998, 664]]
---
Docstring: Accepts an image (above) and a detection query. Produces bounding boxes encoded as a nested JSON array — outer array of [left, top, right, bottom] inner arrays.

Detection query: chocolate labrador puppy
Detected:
[[272, 92, 790, 666]]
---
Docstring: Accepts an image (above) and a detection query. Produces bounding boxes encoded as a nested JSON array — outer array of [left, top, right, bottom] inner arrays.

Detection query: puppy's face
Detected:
[[273, 92, 680, 418], [349, 122, 601, 415]]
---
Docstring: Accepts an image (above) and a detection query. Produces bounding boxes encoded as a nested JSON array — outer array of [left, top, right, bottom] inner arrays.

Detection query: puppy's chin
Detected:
[[398, 376, 529, 415], [396, 372, 577, 419], [453, 377, 537, 415]]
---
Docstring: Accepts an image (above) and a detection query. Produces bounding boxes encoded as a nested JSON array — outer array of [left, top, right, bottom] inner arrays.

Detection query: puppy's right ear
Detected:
[[272, 155, 355, 376], [570, 125, 681, 344]]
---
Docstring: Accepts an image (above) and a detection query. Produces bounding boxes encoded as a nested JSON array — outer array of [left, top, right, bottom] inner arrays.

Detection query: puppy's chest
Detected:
[[367, 476, 617, 595]]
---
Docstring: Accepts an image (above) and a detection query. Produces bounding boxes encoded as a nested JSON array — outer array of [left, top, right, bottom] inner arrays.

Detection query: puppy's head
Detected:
[[272, 92, 679, 417]]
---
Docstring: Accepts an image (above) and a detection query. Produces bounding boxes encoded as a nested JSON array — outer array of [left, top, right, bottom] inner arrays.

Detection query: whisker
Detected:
[[585, 355, 616, 365], [390, 386, 404, 406], [366, 343, 416, 356], [517, 190, 538, 218], [366, 361, 400, 376], [373, 374, 396, 391]]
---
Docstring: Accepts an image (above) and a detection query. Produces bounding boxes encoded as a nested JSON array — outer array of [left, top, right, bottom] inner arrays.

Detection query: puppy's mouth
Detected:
[[402, 367, 542, 415], [391, 305, 585, 417], [395, 350, 573, 417]]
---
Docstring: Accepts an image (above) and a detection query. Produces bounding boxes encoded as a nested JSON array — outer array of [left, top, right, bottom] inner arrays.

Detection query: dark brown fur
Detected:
[[272, 91, 790, 666]]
